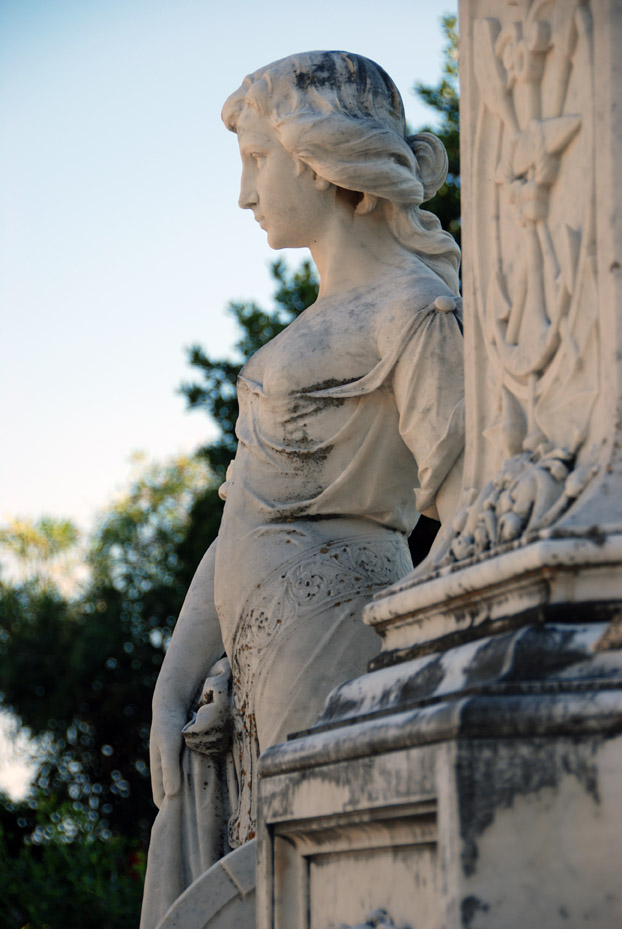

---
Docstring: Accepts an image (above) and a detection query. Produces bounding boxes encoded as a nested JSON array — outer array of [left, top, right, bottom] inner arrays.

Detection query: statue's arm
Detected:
[[426, 446, 464, 525], [388, 304, 465, 527], [149, 539, 224, 807]]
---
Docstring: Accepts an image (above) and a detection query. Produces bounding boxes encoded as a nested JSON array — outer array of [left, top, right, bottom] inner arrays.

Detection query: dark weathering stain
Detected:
[[280, 444, 333, 464], [300, 377, 351, 392], [461, 895, 489, 929], [457, 738, 601, 878], [294, 54, 341, 91], [293, 52, 403, 122], [316, 653, 445, 725], [463, 625, 586, 685], [392, 653, 445, 707]]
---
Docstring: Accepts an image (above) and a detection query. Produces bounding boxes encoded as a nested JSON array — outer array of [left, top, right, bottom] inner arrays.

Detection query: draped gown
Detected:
[[140, 265, 464, 928]]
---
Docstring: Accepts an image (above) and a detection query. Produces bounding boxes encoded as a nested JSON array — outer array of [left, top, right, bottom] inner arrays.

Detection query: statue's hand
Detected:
[[149, 656, 232, 808], [149, 700, 187, 808], [146, 539, 224, 808]]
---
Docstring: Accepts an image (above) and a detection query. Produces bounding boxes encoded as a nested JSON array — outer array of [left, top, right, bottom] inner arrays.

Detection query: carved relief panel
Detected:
[[451, 0, 615, 566]]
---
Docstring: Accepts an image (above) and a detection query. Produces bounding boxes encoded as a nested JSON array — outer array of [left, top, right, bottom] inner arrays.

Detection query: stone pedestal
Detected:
[[257, 621, 622, 928], [256, 2, 622, 926]]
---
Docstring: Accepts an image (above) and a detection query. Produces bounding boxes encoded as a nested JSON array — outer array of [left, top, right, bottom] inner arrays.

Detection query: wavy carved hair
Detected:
[[222, 50, 460, 294]]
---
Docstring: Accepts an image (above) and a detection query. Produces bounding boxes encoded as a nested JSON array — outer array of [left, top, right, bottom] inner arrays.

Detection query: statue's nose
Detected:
[[238, 175, 258, 210]]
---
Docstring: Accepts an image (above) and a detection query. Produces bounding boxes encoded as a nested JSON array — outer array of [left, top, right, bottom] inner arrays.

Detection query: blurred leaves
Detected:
[[0, 517, 78, 565], [0, 455, 216, 863], [0, 516, 81, 594], [0, 790, 145, 928]]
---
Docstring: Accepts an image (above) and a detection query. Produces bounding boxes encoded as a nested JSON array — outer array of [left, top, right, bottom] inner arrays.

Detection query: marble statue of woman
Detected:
[[140, 50, 464, 928]]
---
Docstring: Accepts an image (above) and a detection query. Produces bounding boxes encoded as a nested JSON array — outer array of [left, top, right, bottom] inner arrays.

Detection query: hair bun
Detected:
[[406, 132, 449, 201]]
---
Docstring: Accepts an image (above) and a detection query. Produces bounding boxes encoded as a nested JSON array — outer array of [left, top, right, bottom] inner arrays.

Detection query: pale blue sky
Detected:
[[0, 0, 458, 533]]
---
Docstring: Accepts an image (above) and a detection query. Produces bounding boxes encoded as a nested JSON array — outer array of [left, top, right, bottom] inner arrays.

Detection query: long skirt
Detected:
[[140, 528, 412, 927], [226, 530, 412, 846]]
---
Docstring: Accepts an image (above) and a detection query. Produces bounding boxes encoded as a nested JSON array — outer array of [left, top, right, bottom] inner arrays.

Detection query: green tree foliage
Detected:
[[414, 13, 460, 245], [0, 790, 145, 929], [0, 457, 213, 865], [0, 517, 78, 566], [0, 516, 80, 591]]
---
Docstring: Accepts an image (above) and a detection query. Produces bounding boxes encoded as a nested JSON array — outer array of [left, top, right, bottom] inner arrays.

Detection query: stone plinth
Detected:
[[257, 622, 622, 928]]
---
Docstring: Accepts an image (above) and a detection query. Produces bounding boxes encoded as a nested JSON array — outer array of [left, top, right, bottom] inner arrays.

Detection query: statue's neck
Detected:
[[309, 206, 420, 300]]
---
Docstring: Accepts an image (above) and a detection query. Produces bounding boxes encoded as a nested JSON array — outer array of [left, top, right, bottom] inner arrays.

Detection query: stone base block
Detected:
[[258, 732, 622, 929], [257, 620, 622, 929]]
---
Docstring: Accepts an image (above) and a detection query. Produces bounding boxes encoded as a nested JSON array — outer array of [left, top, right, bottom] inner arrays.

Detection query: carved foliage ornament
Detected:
[[451, 0, 599, 564], [445, 445, 599, 564]]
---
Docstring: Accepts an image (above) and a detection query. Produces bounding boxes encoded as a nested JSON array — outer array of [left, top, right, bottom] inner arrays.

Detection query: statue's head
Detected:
[[222, 51, 460, 292]]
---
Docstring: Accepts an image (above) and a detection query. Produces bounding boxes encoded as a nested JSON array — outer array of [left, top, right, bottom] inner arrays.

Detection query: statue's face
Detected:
[[236, 107, 331, 250]]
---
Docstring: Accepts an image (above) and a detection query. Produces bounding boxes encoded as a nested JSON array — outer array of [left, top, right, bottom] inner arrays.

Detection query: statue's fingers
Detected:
[[149, 738, 165, 809], [161, 736, 182, 798]]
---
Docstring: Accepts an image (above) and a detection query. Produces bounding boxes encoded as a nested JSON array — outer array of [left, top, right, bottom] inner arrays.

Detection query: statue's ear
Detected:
[[312, 172, 332, 191], [355, 193, 379, 215]]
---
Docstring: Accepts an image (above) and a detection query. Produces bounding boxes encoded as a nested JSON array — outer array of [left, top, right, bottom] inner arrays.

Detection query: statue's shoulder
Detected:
[[374, 266, 460, 354]]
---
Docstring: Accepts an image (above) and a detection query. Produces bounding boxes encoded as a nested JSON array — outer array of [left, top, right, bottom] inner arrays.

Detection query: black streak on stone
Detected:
[[317, 654, 446, 725], [395, 654, 445, 704], [457, 738, 601, 878], [510, 626, 586, 679], [463, 625, 586, 686], [294, 54, 341, 92], [461, 895, 489, 928]]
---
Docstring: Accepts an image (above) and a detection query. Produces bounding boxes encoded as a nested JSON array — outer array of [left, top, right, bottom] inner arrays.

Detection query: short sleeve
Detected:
[[390, 303, 465, 515]]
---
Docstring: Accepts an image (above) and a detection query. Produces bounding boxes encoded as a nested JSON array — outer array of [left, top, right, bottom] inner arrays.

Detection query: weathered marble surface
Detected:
[[258, 617, 622, 928], [452, 0, 615, 548], [256, 4, 622, 928], [260, 727, 622, 928], [141, 50, 465, 928]]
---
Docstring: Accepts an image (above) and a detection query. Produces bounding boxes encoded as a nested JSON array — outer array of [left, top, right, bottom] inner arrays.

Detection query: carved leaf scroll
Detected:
[[443, 445, 599, 565]]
